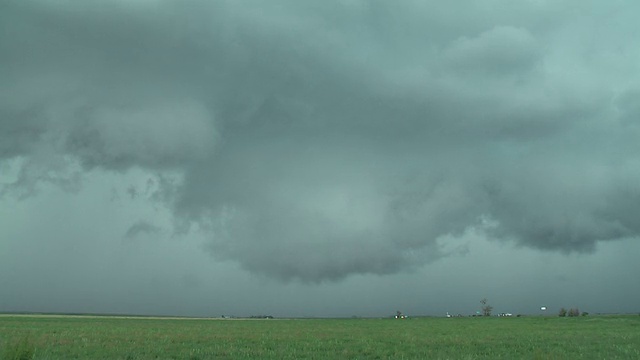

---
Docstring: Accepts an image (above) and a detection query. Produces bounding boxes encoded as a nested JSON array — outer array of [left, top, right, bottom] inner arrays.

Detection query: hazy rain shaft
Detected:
[[2, 0, 640, 316]]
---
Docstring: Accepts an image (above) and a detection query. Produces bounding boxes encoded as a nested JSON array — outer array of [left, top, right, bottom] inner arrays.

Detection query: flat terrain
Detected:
[[1, 314, 639, 359]]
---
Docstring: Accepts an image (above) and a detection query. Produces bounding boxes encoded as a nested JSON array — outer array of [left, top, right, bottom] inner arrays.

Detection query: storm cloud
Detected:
[[2, 0, 640, 283]]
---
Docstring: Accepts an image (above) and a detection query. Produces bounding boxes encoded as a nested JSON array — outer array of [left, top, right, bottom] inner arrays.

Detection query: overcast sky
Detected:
[[1, 0, 640, 318]]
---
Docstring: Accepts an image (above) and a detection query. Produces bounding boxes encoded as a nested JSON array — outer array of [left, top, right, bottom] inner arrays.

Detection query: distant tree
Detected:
[[480, 298, 493, 317], [568, 308, 580, 317], [559, 307, 567, 317]]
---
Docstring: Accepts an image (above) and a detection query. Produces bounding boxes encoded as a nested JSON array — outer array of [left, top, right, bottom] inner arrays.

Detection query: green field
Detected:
[[1, 314, 639, 359]]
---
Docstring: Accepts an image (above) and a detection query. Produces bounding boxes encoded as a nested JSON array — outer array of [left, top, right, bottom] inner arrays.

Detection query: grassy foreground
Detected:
[[1, 314, 639, 359]]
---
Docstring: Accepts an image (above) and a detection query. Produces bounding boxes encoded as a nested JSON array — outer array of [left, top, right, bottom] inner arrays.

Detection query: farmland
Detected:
[[1, 314, 639, 359]]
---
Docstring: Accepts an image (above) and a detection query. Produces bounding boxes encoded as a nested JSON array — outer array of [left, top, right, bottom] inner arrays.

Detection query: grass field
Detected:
[[1, 314, 639, 359]]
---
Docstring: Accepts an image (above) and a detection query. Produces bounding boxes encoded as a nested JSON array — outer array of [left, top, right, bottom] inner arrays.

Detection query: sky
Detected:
[[1, 0, 640, 318]]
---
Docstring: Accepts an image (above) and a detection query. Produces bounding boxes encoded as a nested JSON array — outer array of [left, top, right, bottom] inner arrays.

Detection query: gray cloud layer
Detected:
[[2, 0, 640, 282]]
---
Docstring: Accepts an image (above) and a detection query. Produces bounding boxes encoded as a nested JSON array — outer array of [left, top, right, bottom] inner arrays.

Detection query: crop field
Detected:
[[1, 314, 639, 359]]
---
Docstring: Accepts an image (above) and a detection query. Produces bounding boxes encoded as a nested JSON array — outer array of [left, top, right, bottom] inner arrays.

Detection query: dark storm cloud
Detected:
[[64, 101, 215, 170], [2, 0, 640, 282], [0, 108, 48, 160], [125, 221, 161, 239]]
